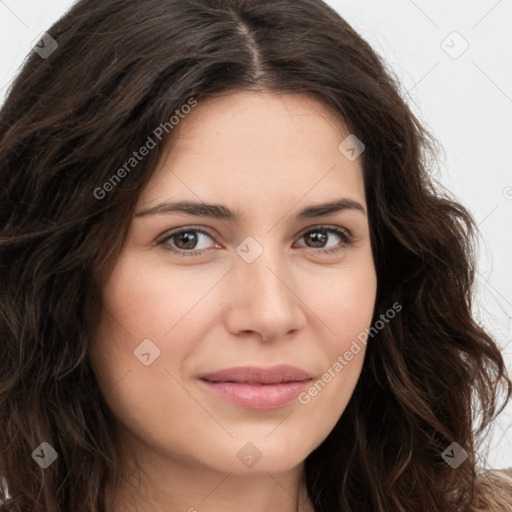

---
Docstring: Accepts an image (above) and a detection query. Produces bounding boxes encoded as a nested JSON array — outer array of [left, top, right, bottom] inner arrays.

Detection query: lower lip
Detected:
[[198, 379, 312, 409]]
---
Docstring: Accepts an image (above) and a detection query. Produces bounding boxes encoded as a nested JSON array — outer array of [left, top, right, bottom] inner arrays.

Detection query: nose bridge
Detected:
[[237, 237, 291, 302], [227, 235, 304, 338]]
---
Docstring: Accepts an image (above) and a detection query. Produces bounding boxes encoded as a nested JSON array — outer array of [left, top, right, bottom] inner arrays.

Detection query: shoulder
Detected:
[[470, 467, 512, 512]]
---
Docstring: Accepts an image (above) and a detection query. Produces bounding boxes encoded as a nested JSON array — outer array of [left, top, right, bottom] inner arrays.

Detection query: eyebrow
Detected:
[[134, 198, 366, 220]]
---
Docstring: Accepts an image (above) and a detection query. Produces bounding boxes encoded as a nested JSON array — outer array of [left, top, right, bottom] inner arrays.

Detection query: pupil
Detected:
[[177, 232, 197, 249], [307, 230, 327, 248]]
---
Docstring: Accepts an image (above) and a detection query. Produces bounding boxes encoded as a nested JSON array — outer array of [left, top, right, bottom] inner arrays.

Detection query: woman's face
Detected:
[[90, 90, 377, 478]]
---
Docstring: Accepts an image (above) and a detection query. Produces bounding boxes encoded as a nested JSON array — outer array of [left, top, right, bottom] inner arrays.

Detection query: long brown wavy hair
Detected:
[[0, 1, 511, 510]]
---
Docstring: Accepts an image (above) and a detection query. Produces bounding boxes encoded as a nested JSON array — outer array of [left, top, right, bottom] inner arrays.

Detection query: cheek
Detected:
[[294, 255, 376, 421], [89, 254, 213, 454], [94, 251, 228, 370], [90, 249, 234, 407], [307, 251, 377, 348], [89, 253, 195, 400]]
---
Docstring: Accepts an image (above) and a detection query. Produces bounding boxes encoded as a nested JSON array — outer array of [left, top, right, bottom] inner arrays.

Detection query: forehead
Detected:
[[165, 90, 350, 156], [137, 90, 366, 215]]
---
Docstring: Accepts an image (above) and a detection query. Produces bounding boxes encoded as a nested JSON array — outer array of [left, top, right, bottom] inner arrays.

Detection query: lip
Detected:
[[197, 365, 313, 410], [198, 365, 312, 384]]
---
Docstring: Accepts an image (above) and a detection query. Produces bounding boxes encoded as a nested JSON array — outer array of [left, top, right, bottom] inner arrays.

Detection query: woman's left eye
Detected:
[[295, 226, 354, 254], [157, 226, 354, 257]]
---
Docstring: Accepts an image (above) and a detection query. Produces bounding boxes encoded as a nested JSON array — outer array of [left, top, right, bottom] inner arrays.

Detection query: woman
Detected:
[[0, 1, 511, 511]]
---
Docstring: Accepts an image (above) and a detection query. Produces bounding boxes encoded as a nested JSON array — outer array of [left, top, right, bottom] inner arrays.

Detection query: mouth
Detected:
[[197, 365, 313, 409], [198, 364, 313, 384]]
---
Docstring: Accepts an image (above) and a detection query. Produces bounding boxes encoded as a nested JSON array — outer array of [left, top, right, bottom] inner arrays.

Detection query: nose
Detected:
[[224, 242, 307, 342]]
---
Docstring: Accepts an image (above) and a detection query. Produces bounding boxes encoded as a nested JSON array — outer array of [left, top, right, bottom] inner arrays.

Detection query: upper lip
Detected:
[[198, 365, 313, 384]]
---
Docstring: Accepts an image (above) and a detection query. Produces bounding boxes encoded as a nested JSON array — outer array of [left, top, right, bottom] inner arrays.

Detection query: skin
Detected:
[[89, 90, 377, 512]]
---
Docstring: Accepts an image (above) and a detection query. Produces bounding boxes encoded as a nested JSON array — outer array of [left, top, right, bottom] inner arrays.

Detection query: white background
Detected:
[[0, 0, 510, 470]]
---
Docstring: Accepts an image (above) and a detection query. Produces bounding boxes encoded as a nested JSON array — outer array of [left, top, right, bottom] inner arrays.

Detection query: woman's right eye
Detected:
[[157, 227, 219, 257]]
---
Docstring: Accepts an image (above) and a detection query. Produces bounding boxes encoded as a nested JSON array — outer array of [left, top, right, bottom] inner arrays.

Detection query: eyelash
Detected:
[[157, 225, 354, 258]]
